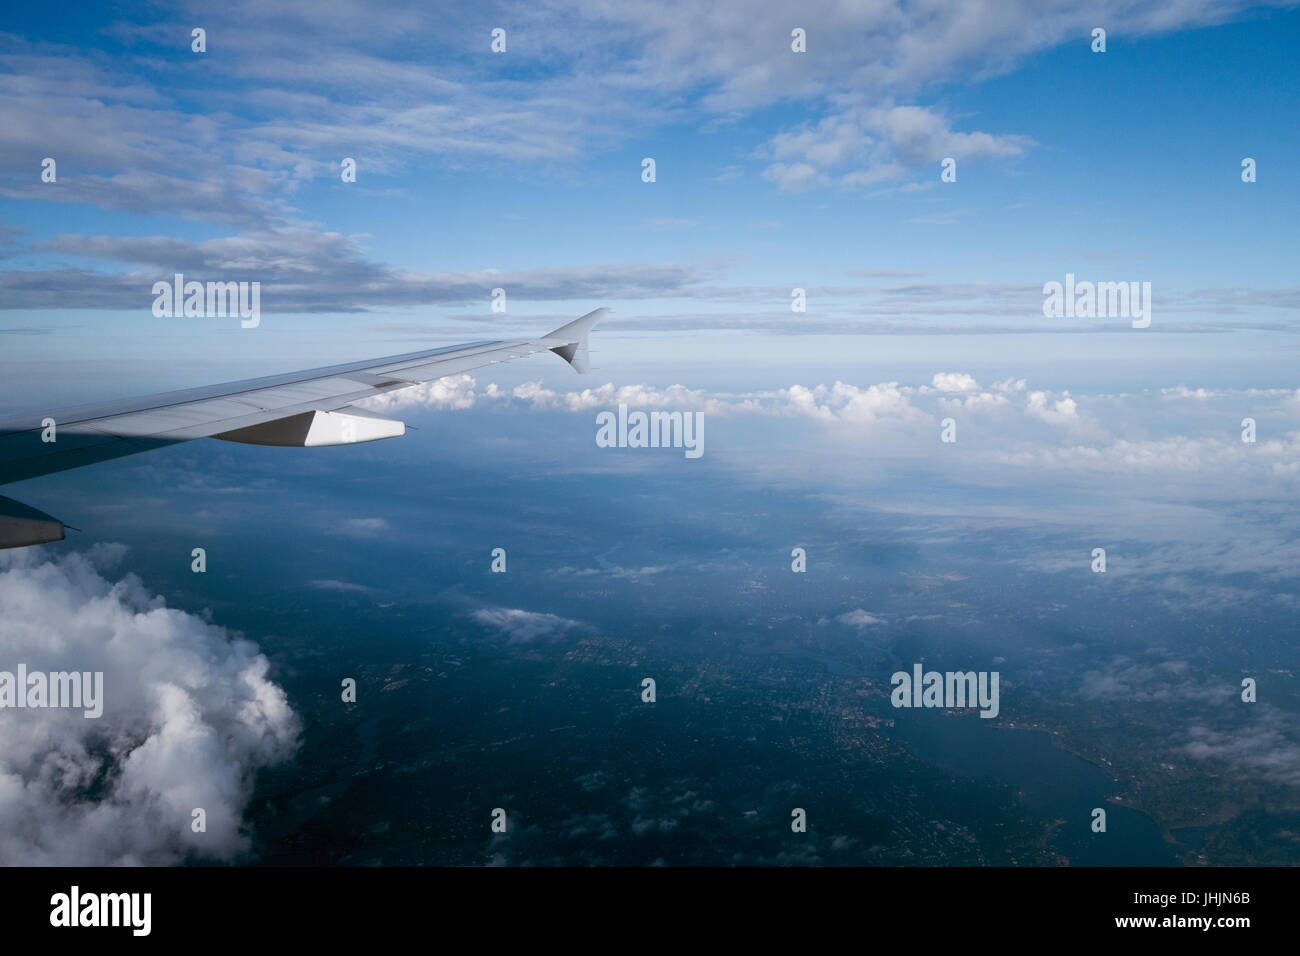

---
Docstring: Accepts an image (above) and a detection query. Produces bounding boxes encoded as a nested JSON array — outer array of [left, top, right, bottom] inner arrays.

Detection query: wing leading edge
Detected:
[[0, 308, 606, 547]]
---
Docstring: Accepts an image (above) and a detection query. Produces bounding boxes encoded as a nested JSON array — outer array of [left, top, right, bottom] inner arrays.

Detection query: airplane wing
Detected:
[[0, 308, 606, 548]]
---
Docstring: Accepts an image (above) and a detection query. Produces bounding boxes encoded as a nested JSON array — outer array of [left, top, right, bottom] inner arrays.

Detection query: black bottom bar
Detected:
[[2, 866, 1278, 942]]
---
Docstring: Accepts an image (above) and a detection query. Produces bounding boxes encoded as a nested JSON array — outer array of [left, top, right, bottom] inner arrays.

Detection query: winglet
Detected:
[[542, 307, 607, 373]]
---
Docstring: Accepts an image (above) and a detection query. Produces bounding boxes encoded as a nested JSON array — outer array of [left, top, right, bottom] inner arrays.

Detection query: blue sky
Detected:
[[2, 0, 1298, 382]]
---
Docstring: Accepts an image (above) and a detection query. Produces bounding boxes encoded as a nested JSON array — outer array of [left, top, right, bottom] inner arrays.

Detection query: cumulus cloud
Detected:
[[1025, 389, 1079, 425], [772, 382, 926, 426], [363, 374, 478, 411], [0, 546, 299, 865], [511, 381, 734, 414], [930, 372, 980, 393], [1162, 385, 1218, 400]]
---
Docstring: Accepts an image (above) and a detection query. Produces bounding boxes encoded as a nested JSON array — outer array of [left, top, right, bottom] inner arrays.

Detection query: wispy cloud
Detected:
[[472, 606, 585, 644]]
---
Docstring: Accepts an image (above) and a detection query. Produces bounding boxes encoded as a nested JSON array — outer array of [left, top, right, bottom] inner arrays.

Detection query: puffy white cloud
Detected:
[[1025, 389, 1079, 424], [930, 372, 980, 393], [774, 384, 835, 421], [362, 373, 477, 411], [826, 382, 924, 425], [1162, 385, 1218, 400], [0, 546, 299, 865], [515, 381, 722, 414], [939, 390, 1010, 411], [773, 381, 926, 426]]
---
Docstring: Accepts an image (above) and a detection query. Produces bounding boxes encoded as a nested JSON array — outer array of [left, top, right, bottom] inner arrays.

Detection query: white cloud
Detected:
[[835, 609, 886, 628], [1184, 708, 1300, 788], [1162, 385, 1218, 400], [930, 372, 980, 393], [556, 564, 668, 579], [0, 546, 299, 865], [826, 382, 924, 425], [363, 373, 477, 411], [759, 104, 1032, 191], [1025, 389, 1079, 425], [939, 390, 1011, 411], [472, 606, 583, 644], [355, 372, 1300, 494], [534, 381, 730, 414], [767, 381, 926, 426], [14, 230, 711, 313], [2, 1, 1263, 231], [357, 370, 1090, 442], [309, 579, 372, 592], [761, 162, 824, 192]]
